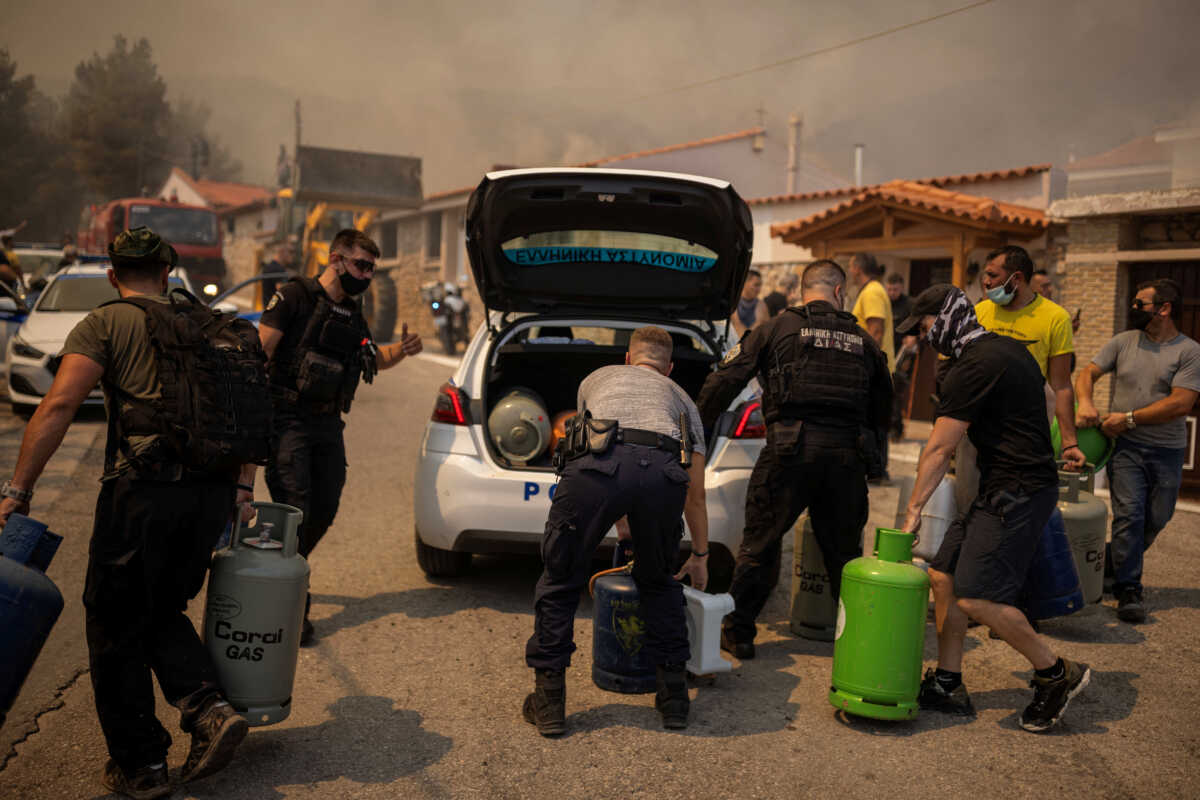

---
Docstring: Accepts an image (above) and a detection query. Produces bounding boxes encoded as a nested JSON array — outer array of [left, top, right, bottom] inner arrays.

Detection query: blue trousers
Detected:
[[1106, 438, 1186, 594], [526, 445, 691, 671]]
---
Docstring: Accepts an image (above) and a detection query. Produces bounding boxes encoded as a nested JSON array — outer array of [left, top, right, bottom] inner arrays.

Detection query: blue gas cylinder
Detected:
[[1025, 509, 1084, 620], [591, 573, 657, 694], [0, 514, 65, 727]]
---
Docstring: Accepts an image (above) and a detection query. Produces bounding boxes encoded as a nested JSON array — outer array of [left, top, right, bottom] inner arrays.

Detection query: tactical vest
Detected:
[[762, 303, 871, 428], [269, 278, 373, 415]]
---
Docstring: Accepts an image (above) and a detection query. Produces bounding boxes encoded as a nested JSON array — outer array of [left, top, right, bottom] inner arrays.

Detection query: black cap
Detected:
[[895, 283, 957, 335]]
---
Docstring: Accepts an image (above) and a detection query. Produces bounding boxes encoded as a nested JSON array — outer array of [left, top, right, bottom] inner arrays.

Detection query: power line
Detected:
[[627, 0, 998, 103]]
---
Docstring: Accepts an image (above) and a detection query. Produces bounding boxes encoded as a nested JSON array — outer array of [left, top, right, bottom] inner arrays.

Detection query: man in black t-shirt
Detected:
[[898, 284, 1092, 734]]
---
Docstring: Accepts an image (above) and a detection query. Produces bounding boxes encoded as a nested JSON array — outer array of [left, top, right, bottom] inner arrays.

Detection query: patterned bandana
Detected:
[[927, 287, 985, 358]]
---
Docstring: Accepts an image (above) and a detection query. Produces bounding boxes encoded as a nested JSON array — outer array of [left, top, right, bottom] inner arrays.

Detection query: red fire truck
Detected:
[[78, 198, 227, 296]]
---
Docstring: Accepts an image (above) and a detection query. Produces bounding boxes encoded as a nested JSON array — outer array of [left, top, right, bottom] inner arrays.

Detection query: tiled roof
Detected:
[[771, 180, 1046, 240], [575, 127, 765, 167], [1066, 136, 1170, 172], [193, 179, 273, 212], [748, 163, 1052, 206]]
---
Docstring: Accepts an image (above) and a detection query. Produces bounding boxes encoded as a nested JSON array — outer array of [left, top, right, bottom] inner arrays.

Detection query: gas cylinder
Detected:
[[829, 529, 929, 721], [204, 502, 306, 726], [591, 572, 657, 693], [1058, 469, 1108, 604], [488, 387, 552, 463], [1025, 508, 1084, 620], [915, 475, 956, 562], [0, 514, 64, 728], [549, 410, 576, 454], [789, 515, 836, 641]]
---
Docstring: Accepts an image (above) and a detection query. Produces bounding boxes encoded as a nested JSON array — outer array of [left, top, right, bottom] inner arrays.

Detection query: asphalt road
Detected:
[[1, 356, 1198, 799]]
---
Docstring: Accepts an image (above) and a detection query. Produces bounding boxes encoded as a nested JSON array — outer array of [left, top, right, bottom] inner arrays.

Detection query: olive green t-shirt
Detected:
[[61, 295, 168, 477]]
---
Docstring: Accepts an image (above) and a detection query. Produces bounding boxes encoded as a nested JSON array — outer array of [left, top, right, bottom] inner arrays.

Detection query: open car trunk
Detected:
[[482, 320, 719, 470]]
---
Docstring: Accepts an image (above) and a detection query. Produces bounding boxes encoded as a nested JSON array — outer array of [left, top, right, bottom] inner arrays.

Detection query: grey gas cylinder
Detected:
[[789, 515, 836, 641], [1058, 469, 1108, 604], [204, 502, 306, 726]]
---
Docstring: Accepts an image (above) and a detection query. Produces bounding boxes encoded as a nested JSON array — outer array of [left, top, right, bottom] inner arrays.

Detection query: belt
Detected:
[[273, 387, 340, 416], [616, 428, 682, 457]]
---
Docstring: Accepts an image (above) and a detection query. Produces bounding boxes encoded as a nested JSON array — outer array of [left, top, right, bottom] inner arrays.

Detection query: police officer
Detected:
[[523, 326, 710, 735], [0, 228, 257, 798], [257, 228, 422, 644], [697, 259, 892, 659]]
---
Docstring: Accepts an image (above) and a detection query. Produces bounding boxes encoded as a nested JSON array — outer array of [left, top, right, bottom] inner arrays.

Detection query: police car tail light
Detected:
[[732, 401, 765, 439], [431, 383, 470, 425]]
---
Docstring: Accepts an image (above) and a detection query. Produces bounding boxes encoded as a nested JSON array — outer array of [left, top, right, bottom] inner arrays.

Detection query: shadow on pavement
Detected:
[[186, 695, 452, 798], [974, 668, 1138, 735], [1147, 584, 1200, 612], [1036, 610, 1147, 644]]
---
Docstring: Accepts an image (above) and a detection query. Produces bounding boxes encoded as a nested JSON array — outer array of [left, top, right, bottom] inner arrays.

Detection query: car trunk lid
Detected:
[[466, 168, 753, 320]]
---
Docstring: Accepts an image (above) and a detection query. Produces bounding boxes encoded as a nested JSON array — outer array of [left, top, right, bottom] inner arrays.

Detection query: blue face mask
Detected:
[[985, 274, 1016, 306]]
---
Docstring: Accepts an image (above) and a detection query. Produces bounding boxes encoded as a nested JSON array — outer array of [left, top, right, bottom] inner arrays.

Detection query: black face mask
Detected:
[[1129, 308, 1154, 330], [338, 271, 371, 297]]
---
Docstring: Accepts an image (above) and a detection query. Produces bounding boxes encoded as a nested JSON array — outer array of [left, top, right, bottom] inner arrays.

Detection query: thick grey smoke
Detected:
[[7, 0, 1199, 193]]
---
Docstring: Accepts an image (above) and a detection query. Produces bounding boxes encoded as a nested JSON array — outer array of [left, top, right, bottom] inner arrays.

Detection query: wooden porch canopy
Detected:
[[770, 180, 1048, 287]]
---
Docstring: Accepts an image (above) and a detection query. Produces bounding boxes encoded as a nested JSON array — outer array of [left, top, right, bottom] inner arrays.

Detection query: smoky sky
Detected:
[[7, 0, 1200, 193]]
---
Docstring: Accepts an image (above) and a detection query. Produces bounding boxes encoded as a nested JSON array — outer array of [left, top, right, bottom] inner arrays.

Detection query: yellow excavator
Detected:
[[250, 144, 421, 341]]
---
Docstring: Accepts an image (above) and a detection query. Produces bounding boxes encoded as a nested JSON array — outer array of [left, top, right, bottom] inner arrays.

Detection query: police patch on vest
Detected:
[[266, 292, 282, 311], [798, 327, 864, 354], [721, 342, 742, 366]]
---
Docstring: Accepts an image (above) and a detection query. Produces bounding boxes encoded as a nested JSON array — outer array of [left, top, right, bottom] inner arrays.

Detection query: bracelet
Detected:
[[691, 549, 709, 557], [236, 483, 255, 492], [1061, 441, 1078, 449], [1, 480, 33, 503]]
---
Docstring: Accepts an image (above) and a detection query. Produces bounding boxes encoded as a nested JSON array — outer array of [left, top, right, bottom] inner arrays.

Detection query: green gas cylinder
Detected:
[[829, 528, 929, 721], [789, 515, 836, 641], [1058, 468, 1108, 604]]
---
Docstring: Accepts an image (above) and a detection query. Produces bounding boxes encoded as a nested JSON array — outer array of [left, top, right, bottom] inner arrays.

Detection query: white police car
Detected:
[[6, 263, 195, 412], [413, 168, 765, 590]]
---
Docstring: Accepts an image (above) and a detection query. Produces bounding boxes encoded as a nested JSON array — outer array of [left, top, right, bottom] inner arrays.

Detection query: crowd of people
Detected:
[[0, 221, 1195, 792]]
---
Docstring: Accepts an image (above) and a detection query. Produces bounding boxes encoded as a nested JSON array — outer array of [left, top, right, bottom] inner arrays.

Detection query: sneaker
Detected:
[[719, 628, 755, 660], [655, 664, 690, 730], [917, 669, 976, 716], [1020, 659, 1091, 732], [522, 668, 566, 737], [180, 699, 248, 784], [99, 760, 173, 800], [1117, 588, 1146, 623]]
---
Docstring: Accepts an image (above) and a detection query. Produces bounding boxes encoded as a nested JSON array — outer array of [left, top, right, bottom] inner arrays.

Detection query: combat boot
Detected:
[[522, 668, 566, 737], [655, 663, 690, 730]]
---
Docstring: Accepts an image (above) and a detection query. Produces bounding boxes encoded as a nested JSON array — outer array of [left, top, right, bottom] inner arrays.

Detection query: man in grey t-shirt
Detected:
[[1076, 279, 1200, 623], [523, 326, 710, 735]]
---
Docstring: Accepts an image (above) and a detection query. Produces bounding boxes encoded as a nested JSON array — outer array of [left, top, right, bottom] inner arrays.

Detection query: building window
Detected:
[[380, 220, 398, 259], [426, 213, 442, 260]]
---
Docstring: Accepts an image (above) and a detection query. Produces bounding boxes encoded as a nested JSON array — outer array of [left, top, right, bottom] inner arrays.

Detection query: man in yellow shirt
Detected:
[[956, 246, 1085, 507], [850, 253, 895, 481], [850, 253, 895, 373]]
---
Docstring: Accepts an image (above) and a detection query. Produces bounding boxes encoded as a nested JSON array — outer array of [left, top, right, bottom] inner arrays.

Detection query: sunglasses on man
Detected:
[[335, 252, 376, 273]]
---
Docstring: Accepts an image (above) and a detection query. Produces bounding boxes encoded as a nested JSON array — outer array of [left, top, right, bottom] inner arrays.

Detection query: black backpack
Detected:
[[103, 288, 273, 474]]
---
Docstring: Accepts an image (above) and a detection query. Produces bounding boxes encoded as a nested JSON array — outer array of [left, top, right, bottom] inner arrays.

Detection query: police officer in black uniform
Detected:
[[697, 259, 892, 659], [523, 326, 710, 736], [258, 228, 422, 644]]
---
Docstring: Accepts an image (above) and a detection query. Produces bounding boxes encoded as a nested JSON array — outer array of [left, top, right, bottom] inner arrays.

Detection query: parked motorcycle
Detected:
[[421, 281, 471, 355]]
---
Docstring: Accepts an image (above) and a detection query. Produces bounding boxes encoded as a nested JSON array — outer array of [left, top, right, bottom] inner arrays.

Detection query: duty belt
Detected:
[[616, 428, 682, 458], [273, 387, 341, 416]]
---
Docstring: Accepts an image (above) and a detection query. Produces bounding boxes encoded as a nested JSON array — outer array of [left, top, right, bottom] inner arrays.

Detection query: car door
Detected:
[[0, 281, 30, 361]]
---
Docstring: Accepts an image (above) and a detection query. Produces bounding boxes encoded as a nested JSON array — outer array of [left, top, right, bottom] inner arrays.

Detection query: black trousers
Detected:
[[526, 445, 692, 671], [84, 474, 234, 770], [265, 415, 347, 558], [725, 427, 868, 643]]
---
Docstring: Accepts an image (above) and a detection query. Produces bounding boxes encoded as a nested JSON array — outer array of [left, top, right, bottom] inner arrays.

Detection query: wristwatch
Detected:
[[1, 481, 33, 503], [1126, 410, 1137, 430]]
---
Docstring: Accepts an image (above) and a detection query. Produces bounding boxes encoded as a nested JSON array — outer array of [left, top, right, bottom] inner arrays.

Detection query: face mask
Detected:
[[338, 270, 372, 297], [1129, 308, 1154, 330], [985, 274, 1016, 306]]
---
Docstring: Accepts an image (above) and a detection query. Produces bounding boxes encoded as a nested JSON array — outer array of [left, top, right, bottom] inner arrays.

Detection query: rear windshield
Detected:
[[128, 205, 219, 246], [37, 276, 186, 312], [502, 230, 717, 273]]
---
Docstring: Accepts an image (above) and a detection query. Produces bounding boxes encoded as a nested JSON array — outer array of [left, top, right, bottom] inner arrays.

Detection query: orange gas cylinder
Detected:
[[550, 410, 576, 453]]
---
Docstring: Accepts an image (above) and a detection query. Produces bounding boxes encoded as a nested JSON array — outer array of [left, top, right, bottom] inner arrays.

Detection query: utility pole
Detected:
[[786, 113, 803, 195]]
